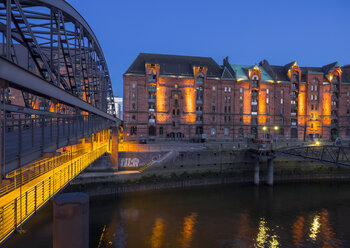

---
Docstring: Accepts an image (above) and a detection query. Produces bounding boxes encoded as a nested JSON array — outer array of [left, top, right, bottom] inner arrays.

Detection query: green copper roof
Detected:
[[230, 64, 274, 82]]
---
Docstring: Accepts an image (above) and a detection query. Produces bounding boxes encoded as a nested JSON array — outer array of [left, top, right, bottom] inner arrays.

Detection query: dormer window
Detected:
[[292, 74, 299, 82], [252, 75, 259, 88], [196, 74, 204, 85]]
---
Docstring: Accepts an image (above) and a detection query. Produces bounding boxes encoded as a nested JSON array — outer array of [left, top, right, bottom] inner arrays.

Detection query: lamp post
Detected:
[[262, 126, 267, 139], [273, 126, 279, 150]]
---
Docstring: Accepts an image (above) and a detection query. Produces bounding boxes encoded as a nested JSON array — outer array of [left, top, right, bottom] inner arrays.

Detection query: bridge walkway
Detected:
[[0, 129, 110, 244]]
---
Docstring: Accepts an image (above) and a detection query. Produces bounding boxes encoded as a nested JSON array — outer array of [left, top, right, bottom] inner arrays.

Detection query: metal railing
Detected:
[[0, 136, 109, 244]]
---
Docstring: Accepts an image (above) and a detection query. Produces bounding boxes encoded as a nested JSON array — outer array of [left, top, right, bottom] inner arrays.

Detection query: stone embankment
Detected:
[[68, 149, 350, 196]]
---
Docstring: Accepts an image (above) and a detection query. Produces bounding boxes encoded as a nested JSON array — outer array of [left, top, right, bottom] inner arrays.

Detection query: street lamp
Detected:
[[262, 126, 267, 139], [273, 126, 279, 149]]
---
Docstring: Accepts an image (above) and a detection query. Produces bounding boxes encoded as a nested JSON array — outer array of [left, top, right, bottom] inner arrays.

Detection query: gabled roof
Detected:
[[322, 62, 340, 74], [124, 53, 223, 77], [221, 66, 234, 80], [230, 64, 274, 82]]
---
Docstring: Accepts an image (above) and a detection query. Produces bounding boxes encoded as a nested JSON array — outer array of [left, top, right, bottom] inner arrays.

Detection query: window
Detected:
[[132, 93, 136, 99], [132, 83, 136, 89], [211, 128, 216, 136], [266, 98, 269, 104], [175, 99, 178, 105], [212, 106, 216, 112], [239, 96, 243, 103], [212, 96, 215, 103], [311, 95, 314, 100], [315, 105, 317, 110], [239, 107, 243, 114], [239, 128, 244, 137], [266, 89, 269, 95], [280, 128, 284, 136], [132, 115, 136, 120], [224, 116, 227, 122], [239, 117, 243, 124], [224, 87, 227, 92], [212, 86, 216, 91], [315, 85, 317, 91], [311, 105, 314, 110], [224, 96, 227, 103], [212, 116, 215, 122], [240, 88, 243, 94], [315, 95, 317, 100], [172, 121, 175, 127], [224, 106, 227, 113], [177, 109, 180, 115], [228, 96, 231, 103], [173, 109, 175, 115], [159, 127, 163, 135], [130, 126, 137, 136], [132, 103, 136, 110], [228, 106, 231, 113], [175, 83, 178, 89], [224, 128, 229, 136], [228, 87, 231, 92], [311, 85, 314, 91], [281, 90, 284, 96], [281, 98, 283, 104]]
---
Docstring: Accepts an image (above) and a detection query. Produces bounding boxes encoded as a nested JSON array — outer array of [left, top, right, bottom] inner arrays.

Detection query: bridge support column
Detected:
[[53, 193, 89, 248], [254, 160, 259, 185], [267, 158, 274, 186]]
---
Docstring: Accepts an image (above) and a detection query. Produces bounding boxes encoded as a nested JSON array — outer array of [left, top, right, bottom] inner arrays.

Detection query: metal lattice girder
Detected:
[[0, 0, 116, 115], [0, 57, 117, 122], [281, 145, 350, 166]]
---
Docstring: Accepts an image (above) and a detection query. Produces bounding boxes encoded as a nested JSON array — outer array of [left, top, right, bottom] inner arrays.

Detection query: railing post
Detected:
[[14, 198, 17, 229], [31, 118, 34, 147], [57, 118, 60, 149], [18, 119, 22, 167], [34, 185, 37, 212], [41, 117, 45, 155]]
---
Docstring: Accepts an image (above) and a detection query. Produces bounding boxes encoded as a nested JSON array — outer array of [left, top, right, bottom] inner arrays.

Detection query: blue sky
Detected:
[[67, 0, 350, 97]]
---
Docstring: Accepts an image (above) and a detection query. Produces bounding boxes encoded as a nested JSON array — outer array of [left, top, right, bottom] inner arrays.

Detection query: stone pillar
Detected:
[[267, 159, 274, 186], [53, 193, 89, 248], [254, 160, 260, 185]]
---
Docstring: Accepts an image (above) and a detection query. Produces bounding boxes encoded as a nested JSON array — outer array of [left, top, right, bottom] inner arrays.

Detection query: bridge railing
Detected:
[[0, 147, 87, 198], [0, 141, 109, 244]]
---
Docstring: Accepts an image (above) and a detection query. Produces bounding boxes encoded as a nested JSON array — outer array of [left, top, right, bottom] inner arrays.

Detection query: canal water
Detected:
[[6, 182, 350, 248]]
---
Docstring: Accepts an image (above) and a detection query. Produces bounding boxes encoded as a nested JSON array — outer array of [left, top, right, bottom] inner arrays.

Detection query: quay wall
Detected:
[[68, 149, 350, 196]]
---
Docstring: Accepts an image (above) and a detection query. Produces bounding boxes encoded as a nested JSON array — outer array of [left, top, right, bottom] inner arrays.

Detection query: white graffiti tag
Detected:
[[120, 158, 140, 168]]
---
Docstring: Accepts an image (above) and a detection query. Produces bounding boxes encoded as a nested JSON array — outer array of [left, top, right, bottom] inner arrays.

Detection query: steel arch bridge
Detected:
[[0, 0, 119, 244]]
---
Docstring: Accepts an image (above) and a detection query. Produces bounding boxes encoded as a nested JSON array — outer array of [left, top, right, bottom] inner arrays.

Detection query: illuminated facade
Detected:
[[124, 53, 350, 141]]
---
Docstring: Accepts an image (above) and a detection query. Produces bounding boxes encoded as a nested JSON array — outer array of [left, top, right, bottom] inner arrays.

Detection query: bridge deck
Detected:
[[0, 130, 110, 245]]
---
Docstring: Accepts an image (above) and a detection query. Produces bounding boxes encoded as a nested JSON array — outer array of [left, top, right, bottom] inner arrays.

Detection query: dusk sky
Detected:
[[67, 0, 350, 97]]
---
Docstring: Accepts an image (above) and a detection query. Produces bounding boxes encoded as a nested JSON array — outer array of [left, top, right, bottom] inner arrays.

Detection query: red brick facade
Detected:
[[124, 54, 350, 141]]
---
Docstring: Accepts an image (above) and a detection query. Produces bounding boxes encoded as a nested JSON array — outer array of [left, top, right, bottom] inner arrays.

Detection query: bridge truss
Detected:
[[281, 145, 350, 166], [0, 0, 118, 175]]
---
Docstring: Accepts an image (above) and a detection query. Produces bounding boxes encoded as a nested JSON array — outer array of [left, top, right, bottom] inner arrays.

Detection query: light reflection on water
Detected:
[[6, 182, 350, 248]]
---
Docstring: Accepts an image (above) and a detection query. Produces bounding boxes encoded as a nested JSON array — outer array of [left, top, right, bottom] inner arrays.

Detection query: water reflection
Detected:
[[309, 214, 321, 240], [150, 218, 165, 248], [178, 213, 198, 248], [7, 183, 350, 248], [255, 218, 280, 248], [292, 216, 305, 246]]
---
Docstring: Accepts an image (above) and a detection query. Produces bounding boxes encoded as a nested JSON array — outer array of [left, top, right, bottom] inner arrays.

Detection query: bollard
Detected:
[[267, 159, 274, 186], [53, 193, 89, 248], [254, 160, 260, 185]]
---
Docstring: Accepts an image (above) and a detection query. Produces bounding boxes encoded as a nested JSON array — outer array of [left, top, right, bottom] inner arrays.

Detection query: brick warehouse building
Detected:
[[123, 53, 350, 141]]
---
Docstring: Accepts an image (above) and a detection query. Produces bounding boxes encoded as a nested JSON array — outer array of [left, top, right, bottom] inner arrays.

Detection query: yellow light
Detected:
[[315, 141, 320, 146], [309, 214, 320, 240], [262, 126, 267, 131], [274, 126, 279, 131]]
